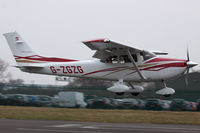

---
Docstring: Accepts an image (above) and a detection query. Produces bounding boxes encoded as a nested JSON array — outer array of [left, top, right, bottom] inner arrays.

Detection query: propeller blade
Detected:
[[185, 46, 190, 86], [185, 68, 189, 86], [187, 46, 190, 61], [185, 46, 198, 86]]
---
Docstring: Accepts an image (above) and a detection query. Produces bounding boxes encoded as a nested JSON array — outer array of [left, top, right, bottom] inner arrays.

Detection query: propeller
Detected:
[[185, 47, 198, 86], [185, 48, 190, 86], [185, 67, 189, 86]]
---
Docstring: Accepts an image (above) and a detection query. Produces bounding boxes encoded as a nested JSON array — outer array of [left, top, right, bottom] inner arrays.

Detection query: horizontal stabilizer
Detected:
[[14, 65, 44, 68]]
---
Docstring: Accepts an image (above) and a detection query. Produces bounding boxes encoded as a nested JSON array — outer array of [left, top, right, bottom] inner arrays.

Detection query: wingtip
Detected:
[[3, 31, 19, 36], [82, 38, 110, 43]]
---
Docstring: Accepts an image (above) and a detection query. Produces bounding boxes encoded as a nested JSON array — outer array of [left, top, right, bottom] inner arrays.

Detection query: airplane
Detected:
[[3, 32, 198, 97]]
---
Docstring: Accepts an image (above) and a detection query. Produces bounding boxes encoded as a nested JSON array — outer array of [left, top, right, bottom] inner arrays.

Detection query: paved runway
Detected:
[[0, 119, 200, 133]]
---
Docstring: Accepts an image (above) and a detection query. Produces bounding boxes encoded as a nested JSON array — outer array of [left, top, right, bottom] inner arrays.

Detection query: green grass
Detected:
[[0, 106, 199, 125]]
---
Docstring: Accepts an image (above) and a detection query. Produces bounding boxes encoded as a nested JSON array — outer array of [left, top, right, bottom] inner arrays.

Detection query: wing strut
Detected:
[[127, 49, 146, 80]]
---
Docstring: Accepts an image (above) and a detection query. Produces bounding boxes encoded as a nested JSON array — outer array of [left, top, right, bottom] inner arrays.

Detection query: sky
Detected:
[[0, 0, 200, 85]]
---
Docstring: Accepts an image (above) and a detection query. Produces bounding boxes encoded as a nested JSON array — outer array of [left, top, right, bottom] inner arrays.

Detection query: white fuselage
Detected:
[[21, 57, 187, 82]]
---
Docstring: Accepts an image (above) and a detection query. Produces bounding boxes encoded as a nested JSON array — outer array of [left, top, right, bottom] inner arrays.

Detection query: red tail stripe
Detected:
[[14, 55, 78, 62]]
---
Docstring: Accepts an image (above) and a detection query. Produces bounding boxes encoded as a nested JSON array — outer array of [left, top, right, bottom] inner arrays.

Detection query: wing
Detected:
[[82, 39, 156, 61]]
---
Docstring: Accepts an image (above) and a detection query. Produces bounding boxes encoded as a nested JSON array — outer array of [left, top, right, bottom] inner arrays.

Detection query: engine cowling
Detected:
[[107, 84, 129, 93], [156, 87, 175, 97]]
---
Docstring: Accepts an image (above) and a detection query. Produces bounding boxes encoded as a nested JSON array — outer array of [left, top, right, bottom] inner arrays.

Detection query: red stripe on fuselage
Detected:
[[82, 66, 129, 76], [83, 61, 186, 77], [143, 62, 186, 70], [125, 62, 186, 76], [146, 58, 186, 63]]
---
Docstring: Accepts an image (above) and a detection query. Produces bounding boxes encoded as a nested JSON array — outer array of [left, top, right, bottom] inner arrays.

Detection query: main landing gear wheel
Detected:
[[163, 94, 171, 97], [116, 92, 125, 95], [131, 93, 140, 96]]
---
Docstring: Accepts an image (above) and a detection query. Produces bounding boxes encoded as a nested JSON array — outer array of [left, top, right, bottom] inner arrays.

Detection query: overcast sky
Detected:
[[0, 0, 200, 85]]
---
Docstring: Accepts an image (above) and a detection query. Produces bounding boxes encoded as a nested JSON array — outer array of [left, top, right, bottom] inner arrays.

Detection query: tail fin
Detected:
[[3, 32, 37, 57], [3, 32, 40, 66], [3, 32, 77, 67]]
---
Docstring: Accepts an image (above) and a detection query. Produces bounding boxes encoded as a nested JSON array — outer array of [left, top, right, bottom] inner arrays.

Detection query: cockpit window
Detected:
[[104, 52, 155, 63], [105, 56, 118, 63]]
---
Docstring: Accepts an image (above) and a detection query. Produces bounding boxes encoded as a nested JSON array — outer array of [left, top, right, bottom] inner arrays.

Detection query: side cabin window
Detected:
[[132, 54, 138, 62], [120, 55, 137, 63], [105, 56, 118, 64], [104, 53, 154, 64], [104, 54, 137, 64]]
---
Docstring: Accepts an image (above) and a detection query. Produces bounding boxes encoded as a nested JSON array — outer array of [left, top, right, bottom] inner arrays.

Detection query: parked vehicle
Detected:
[[109, 98, 121, 109], [36, 95, 55, 107], [160, 100, 171, 110], [87, 97, 112, 109], [0, 93, 9, 105], [85, 95, 97, 100], [136, 99, 146, 110], [145, 99, 164, 110], [188, 102, 197, 111], [196, 99, 200, 111], [4, 94, 30, 106], [121, 98, 138, 109], [27, 95, 38, 104], [6, 94, 29, 103], [114, 99, 124, 109], [58, 91, 87, 108], [170, 99, 190, 111], [0, 93, 6, 99]]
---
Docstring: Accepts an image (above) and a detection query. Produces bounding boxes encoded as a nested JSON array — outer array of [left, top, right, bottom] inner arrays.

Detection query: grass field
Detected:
[[0, 106, 199, 125]]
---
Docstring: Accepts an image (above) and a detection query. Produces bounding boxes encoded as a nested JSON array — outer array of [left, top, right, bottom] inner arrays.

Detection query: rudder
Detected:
[[3, 32, 37, 57], [3, 32, 39, 66], [3, 32, 77, 67]]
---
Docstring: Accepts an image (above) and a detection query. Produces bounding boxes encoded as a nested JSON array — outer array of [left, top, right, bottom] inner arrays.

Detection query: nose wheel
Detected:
[[156, 80, 175, 97]]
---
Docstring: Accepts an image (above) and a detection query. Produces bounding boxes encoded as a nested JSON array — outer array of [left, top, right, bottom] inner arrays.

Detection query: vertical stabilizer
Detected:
[[3, 32, 77, 67], [3, 32, 37, 57], [3, 32, 39, 66]]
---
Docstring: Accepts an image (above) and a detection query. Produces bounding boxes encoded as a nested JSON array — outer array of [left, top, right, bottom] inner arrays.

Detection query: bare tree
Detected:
[[0, 58, 9, 83]]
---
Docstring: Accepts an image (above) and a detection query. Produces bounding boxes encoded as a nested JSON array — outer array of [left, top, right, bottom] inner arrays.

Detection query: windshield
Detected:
[[140, 52, 155, 61]]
